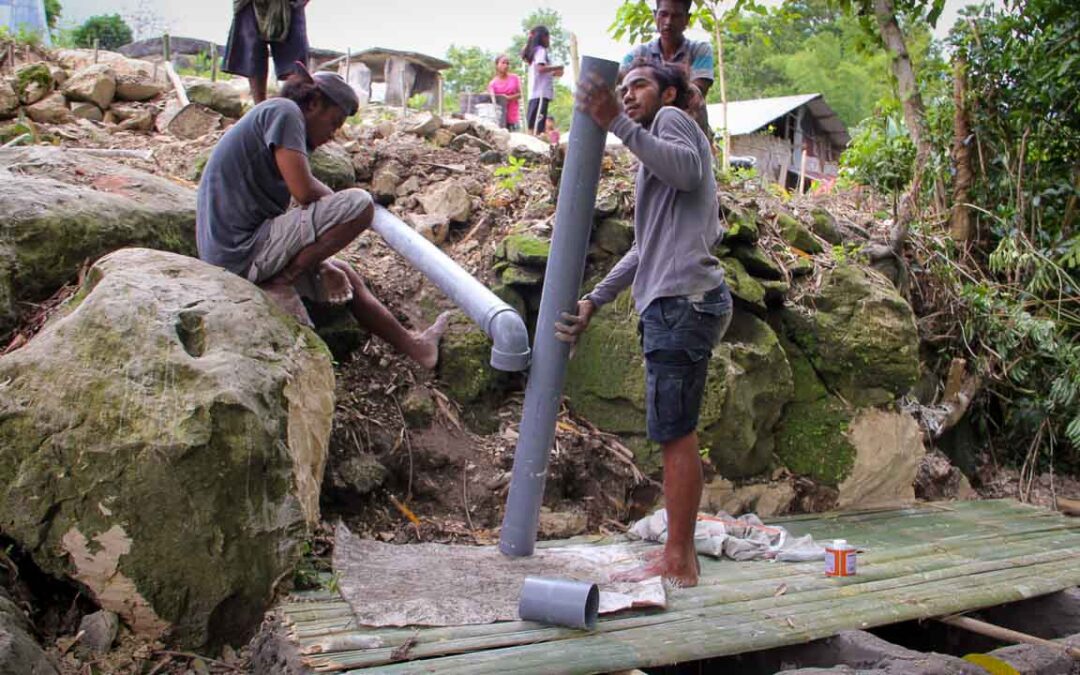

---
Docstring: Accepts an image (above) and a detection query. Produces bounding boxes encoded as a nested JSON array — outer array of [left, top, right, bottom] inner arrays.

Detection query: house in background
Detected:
[[330, 47, 450, 111], [0, 0, 50, 45], [707, 93, 850, 189]]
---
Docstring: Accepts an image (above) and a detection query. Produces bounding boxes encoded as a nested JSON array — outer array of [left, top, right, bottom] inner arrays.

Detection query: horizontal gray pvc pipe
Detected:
[[518, 576, 599, 630], [370, 205, 530, 372], [499, 56, 620, 557]]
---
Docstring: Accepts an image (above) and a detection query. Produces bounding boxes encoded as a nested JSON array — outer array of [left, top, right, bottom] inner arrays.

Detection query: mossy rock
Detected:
[[722, 208, 759, 246], [773, 334, 855, 486], [810, 207, 844, 245], [729, 244, 783, 280], [790, 257, 815, 278], [498, 233, 551, 268], [401, 387, 436, 428], [719, 257, 767, 314], [438, 326, 498, 404], [501, 264, 543, 287], [0, 249, 333, 651], [778, 212, 823, 254], [565, 293, 794, 478], [698, 312, 794, 478], [781, 263, 920, 405], [306, 302, 366, 362], [592, 218, 633, 257], [761, 279, 790, 307], [564, 291, 645, 435], [15, 62, 52, 104], [309, 142, 357, 191], [492, 283, 528, 319], [0, 147, 196, 340]]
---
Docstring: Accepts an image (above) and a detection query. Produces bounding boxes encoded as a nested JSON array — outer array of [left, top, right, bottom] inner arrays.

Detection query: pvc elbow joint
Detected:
[[487, 307, 531, 372]]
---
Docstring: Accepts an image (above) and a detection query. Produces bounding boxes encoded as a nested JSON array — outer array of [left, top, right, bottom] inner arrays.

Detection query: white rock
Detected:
[[418, 180, 471, 223], [25, 93, 72, 124], [63, 64, 117, 110]]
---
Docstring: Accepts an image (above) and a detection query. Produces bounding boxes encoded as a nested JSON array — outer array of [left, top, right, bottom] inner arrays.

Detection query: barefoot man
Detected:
[[556, 60, 731, 587], [196, 65, 449, 368]]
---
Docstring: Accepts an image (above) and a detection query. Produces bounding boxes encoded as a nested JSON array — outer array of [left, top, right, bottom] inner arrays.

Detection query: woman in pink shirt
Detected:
[[488, 54, 522, 131]]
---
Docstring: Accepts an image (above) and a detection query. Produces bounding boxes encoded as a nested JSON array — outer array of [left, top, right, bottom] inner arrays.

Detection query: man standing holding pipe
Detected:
[[556, 60, 730, 587]]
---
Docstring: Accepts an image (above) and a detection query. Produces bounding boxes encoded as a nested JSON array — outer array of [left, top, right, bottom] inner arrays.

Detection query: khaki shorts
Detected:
[[244, 188, 372, 296]]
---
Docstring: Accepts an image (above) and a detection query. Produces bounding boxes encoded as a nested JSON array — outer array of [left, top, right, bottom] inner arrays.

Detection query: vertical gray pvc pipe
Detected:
[[499, 56, 620, 557]]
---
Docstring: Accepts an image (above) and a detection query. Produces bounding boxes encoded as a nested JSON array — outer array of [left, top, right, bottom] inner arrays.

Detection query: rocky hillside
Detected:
[[0, 46, 987, 672]]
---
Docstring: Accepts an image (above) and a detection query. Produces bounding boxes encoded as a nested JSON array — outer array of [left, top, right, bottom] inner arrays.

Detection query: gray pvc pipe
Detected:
[[518, 576, 599, 630], [370, 205, 531, 372], [498, 56, 620, 557]]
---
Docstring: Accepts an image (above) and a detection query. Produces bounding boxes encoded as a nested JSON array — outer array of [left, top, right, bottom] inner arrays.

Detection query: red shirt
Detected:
[[488, 73, 522, 125]]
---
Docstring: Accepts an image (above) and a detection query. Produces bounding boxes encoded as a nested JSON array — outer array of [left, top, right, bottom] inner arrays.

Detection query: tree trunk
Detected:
[[950, 55, 974, 241], [713, 15, 730, 167], [872, 0, 930, 253]]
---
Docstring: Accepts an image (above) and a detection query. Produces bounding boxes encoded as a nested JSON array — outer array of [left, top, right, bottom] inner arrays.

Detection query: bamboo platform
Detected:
[[284, 500, 1080, 674]]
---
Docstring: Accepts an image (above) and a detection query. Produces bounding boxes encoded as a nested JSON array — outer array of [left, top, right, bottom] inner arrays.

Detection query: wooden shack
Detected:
[[707, 93, 850, 189]]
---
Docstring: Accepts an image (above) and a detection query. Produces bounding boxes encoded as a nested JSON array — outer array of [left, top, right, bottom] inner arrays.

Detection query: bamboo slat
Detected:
[[277, 501, 1080, 674]]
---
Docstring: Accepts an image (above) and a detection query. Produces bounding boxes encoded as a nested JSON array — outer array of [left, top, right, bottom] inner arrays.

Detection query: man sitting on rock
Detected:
[[196, 64, 449, 368]]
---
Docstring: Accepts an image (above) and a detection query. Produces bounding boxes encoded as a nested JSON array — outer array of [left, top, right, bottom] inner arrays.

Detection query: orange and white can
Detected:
[[825, 539, 857, 577]]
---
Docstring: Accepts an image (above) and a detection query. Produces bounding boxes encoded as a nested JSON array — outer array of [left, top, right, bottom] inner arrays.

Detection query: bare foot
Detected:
[[261, 283, 313, 327], [614, 548, 700, 588], [316, 260, 354, 305], [412, 311, 453, 370]]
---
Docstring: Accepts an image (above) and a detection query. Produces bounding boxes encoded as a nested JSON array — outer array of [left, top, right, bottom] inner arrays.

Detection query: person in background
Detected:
[[488, 54, 522, 132], [196, 64, 450, 368], [621, 0, 714, 136], [223, 0, 311, 104], [557, 60, 731, 587], [521, 25, 564, 136], [545, 116, 560, 145]]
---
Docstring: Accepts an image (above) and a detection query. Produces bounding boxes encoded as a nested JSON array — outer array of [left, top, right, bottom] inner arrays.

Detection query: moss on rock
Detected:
[[722, 208, 759, 245], [309, 142, 357, 191], [778, 212, 823, 254], [773, 334, 856, 486], [499, 233, 551, 268], [729, 244, 783, 280], [0, 249, 333, 651], [719, 257, 767, 313], [784, 263, 920, 405], [592, 218, 633, 257]]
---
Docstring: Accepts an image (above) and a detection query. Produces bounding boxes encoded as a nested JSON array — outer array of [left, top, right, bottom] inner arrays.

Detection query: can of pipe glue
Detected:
[[825, 539, 857, 577]]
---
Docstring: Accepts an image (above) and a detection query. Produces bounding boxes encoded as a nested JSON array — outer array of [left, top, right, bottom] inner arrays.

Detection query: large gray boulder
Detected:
[[185, 79, 245, 118], [62, 64, 117, 110], [0, 147, 196, 339], [0, 248, 334, 651]]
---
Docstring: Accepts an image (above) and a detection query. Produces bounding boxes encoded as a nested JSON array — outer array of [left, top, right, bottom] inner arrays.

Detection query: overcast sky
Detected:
[[59, 0, 985, 70]]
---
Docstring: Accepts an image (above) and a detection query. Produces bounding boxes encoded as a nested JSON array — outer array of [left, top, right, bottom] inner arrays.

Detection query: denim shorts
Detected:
[[639, 283, 733, 443]]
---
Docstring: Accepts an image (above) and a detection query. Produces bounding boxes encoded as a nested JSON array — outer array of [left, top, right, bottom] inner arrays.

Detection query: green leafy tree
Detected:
[[71, 14, 132, 50], [43, 0, 61, 30], [508, 8, 571, 71], [444, 44, 500, 98]]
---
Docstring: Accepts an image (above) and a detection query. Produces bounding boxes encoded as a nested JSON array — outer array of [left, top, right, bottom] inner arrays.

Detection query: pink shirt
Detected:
[[489, 74, 522, 125]]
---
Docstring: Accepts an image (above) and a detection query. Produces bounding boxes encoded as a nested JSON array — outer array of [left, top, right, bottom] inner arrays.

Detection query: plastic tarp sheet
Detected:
[[333, 523, 665, 627]]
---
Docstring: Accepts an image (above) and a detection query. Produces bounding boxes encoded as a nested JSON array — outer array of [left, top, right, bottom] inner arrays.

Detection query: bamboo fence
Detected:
[[281, 500, 1080, 673]]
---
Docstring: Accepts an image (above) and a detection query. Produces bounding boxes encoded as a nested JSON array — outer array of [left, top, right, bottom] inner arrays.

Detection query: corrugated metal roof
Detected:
[[706, 93, 850, 148], [352, 48, 452, 73]]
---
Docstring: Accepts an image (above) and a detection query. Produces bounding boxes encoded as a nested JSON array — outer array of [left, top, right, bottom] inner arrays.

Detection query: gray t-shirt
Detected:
[[586, 107, 725, 313], [196, 97, 309, 275]]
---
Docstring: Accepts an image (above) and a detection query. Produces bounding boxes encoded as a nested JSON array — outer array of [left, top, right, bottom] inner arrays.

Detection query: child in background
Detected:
[[488, 54, 522, 131], [521, 25, 564, 136], [545, 117, 561, 145]]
